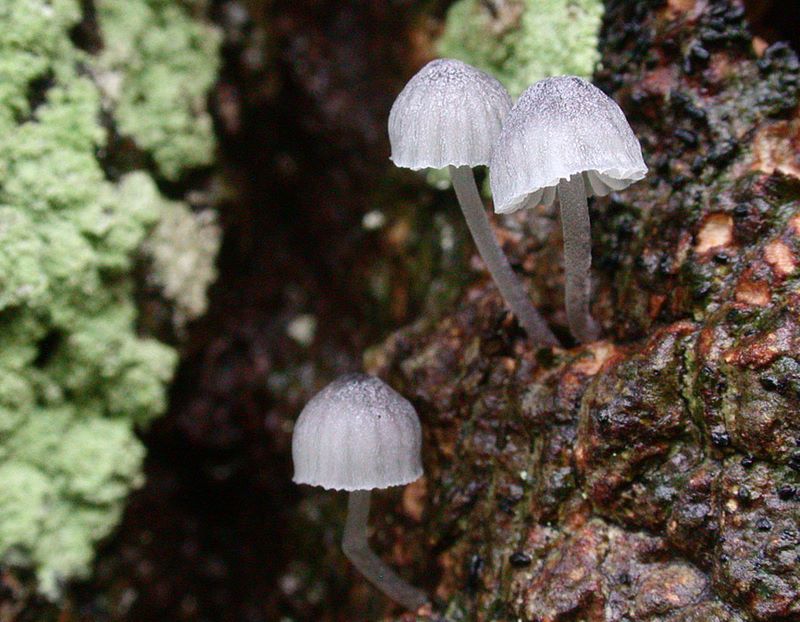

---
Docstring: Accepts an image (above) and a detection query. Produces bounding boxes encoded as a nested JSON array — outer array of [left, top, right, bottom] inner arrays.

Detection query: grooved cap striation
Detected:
[[389, 58, 512, 170], [292, 373, 423, 491], [490, 76, 647, 213]]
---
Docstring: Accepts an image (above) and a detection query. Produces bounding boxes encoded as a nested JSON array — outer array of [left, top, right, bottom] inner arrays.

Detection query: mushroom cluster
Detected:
[[291, 60, 647, 615], [389, 59, 558, 347], [390, 63, 646, 344]]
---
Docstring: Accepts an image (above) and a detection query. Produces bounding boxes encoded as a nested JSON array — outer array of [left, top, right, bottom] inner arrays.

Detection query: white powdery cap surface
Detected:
[[490, 76, 647, 214], [292, 373, 423, 491], [388, 58, 512, 170]]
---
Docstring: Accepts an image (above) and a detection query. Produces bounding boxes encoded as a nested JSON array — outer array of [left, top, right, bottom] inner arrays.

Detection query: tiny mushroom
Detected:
[[490, 76, 647, 343], [292, 373, 428, 612], [389, 58, 559, 347]]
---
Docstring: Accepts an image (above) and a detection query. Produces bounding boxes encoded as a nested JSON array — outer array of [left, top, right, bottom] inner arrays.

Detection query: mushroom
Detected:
[[490, 76, 647, 343], [389, 58, 559, 347], [292, 373, 428, 611]]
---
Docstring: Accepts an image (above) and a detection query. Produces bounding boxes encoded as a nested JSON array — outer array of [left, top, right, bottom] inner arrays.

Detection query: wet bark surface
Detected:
[[367, 1, 800, 620]]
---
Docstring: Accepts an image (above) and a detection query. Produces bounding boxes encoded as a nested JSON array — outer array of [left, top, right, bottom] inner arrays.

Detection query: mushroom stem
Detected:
[[342, 490, 428, 612], [449, 165, 559, 347], [557, 174, 600, 343]]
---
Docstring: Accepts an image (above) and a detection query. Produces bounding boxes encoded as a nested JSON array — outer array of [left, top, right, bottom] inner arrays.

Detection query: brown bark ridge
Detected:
[[367, 1, 800, 620]]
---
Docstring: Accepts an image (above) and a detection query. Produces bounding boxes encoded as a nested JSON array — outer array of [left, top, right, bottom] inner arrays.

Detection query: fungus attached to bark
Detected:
[[490, 76, 647, 343], [389, 58, 559, 347], [292, 373, 428, 611]]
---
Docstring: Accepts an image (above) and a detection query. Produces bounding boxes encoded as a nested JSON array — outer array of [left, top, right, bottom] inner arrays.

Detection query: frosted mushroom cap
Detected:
[[292, 373, 423, 491], [490, 76, 647, 213], [388, 58, 512, 170]]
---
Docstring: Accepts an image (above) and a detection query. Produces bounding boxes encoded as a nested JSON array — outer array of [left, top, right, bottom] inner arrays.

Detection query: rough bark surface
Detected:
[[364, 1, 800, 620]]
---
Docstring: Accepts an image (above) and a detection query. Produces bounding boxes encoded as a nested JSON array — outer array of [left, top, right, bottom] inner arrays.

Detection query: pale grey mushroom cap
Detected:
[[292, 373, 423, 491], [490, 76, 647, 214], [388, 58, 512, 170]]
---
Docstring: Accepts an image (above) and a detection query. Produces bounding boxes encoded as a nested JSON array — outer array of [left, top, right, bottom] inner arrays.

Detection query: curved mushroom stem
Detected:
[[449, 166, 560, 347], [557, 174, 600, 343], [342, 490, 428, 612]]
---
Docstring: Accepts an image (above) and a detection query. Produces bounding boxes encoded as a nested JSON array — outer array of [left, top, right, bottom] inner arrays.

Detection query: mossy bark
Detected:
[[361, 1, 800, 620]]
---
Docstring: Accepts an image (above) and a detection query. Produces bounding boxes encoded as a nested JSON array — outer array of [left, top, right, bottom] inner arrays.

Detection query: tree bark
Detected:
[[367, 1, 800, 620]]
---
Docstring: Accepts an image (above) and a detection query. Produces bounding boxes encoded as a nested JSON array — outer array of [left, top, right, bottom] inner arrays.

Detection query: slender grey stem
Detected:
[[342, 490, 428, 612], [449, 166, 559, 347], [558, 174, 599, 343]]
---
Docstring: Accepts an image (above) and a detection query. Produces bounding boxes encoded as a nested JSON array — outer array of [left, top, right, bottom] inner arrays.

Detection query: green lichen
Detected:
[[0, 0, 219, 598], [0, 464, 53, 554], [95, 0, 222, 180], [438, 0, 604, 97], [143, 195, 221, 331]]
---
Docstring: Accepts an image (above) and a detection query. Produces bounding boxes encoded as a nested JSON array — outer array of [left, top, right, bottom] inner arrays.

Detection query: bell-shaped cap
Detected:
[[490, 76, 647, 213], [388, 58, 512, 170], [292, 373, 423, 491]]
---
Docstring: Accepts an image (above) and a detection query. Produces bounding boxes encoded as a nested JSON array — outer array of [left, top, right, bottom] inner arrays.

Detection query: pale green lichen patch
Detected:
[[48, 304, 178, 425], [95, 0, 222, 180], [0, 464, 54, 554], [0, 408, 138, 598], [438, 0, 604, 97], [0, 209, 49, 311], [144, 195, 221, 330], [32, 504, 124, 597], [0, 0, 219, 598], [0, 0, 82, 131], [53, 418, 146, 506], [0, 370, 35, 439]]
